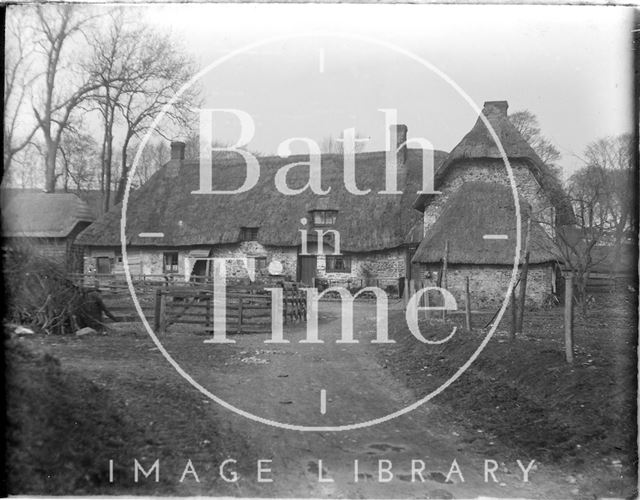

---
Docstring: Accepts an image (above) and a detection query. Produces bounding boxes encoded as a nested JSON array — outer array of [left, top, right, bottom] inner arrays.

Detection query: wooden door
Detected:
[[298, 255, 317, 285]]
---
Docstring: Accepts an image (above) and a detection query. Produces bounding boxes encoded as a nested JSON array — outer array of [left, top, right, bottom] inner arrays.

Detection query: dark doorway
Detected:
[[298, 255, 317, 286]]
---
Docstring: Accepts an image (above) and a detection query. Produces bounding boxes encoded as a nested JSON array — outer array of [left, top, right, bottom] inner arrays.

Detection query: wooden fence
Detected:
[[68, 273, 190, 292], [585, 272, 634, 294], [154, 282, 307, 334]]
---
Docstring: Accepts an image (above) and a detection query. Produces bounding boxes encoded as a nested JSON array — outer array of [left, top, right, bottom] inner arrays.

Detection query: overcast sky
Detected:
[[11, 4, 633, 183], [140, 4, 633, 180]]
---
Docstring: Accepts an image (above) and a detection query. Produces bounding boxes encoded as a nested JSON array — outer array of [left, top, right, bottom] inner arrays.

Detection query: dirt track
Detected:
[[31, 301, 581, 498]]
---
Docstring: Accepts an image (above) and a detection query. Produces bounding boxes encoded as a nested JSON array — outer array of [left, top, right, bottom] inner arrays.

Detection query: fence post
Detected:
[[238, 296, 243, 334], [423, 282, 430, 321], [403, 278, 409, 307], [159, 291, 167, 334], [206, 292, 211, 329], [564, 274, 574, 363], [283, 288, 289, 324], [510, 288, 517, 340], [154, 289, 162, 332], [465, 276, 472, 331]]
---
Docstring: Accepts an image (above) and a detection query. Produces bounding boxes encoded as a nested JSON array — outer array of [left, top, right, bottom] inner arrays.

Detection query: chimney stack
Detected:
[[391, 124, 408, 165], [482, 101, 509, 118], [170, 141, 186, 161]]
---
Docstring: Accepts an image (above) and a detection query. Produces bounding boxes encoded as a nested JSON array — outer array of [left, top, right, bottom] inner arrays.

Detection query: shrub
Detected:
[[3, 241, 83, 334]]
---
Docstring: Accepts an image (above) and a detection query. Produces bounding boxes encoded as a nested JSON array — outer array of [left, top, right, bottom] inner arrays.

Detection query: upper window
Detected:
[[163, 251, 179, 274], [240, 227, 259, 241], [312, 210, 337, 226]]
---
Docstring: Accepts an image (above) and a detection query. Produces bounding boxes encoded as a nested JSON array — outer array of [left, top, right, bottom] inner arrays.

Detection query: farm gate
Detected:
[[154, 282, 307, 334]]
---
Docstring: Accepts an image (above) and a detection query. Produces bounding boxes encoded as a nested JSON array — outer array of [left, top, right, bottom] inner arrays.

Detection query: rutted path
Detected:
[[160, 301, 569, 498], [38, 301, 573, 498]]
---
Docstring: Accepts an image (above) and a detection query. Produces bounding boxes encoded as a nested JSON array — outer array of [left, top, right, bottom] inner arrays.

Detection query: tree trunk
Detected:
[[564, 274, 574, 363], [44, 140, 57, 192], [115, 136, 131, 205], [578, 273, 589, 319], [100, 132, 106, 193], [102, 105, 114, 213]]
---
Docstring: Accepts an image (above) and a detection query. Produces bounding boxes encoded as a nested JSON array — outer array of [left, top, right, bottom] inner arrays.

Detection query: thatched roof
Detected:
[[1, 190, 95, 238], [413, 101, 573, 223], [77, 148, 447, 252], [411, 182, 557, 265]]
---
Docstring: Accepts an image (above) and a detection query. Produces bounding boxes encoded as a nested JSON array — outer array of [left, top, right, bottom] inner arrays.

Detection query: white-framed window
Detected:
[[163, 251, 179, 273]]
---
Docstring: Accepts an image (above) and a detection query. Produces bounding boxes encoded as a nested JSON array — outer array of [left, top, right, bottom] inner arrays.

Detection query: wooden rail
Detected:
[[154, 282, 307, 334]]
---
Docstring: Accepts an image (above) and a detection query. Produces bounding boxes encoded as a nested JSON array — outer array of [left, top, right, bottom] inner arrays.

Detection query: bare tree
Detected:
[[509, 110, 562, 179], [30, 5, 103, 192], [4, 8, 39, 176], [130, 140, 170, 188], [113, 31, 200, 206], [582, 134, 635, 250], [85, 9, 153, 211], [59, 126, 99, 191], [4, 143, 44, 189], [538, 143, 634, 317]]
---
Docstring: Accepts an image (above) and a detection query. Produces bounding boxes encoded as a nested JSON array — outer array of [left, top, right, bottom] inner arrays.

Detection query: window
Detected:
[[240, 227, 259, 241], [163, 251, 179, 274], [326, 255, 351, 273], [96, 256, 112, 274], [254, 256, 267, 272], [311, 210, 337, 226]]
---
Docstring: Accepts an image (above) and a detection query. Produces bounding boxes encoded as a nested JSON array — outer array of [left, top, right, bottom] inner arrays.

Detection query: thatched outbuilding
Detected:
[[2, 190, 95, 273], [411, 100, 571, 307], [412, 182, 558, 307]]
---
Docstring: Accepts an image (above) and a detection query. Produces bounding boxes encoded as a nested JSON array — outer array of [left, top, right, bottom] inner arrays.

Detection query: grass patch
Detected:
[[378, 293, 636, 492]]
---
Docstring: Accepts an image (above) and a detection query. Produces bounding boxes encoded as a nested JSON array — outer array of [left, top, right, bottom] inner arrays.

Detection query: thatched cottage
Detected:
[[76, 127, 447, 293], [411, 101, 573, 307], [2, 190, 95, 273]]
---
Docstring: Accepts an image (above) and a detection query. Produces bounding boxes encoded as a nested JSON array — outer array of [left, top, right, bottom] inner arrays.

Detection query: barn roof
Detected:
[[413, 101, 573, 224], [77, 148, 448, 252], [1, 190, 95, 238], [411, 182, 557, 265]]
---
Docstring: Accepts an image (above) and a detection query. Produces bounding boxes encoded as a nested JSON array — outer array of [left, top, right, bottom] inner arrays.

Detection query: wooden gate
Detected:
[[154, 283, 307, 334]]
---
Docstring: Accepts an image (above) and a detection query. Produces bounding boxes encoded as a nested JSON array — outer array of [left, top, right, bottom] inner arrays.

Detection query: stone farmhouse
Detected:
[[77, 100, 572, 306], [76, 126, 447, 294]]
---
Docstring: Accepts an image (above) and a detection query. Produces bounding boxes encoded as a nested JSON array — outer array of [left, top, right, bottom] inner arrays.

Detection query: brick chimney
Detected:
[[482, 101, 509, 118], [391, 124, 408, 166], [170, 141, 186, 160]]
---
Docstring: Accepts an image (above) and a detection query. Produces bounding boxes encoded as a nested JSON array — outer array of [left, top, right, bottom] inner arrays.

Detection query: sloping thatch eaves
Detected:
[[413, 101, 573, 224], [77, 149, 447, 252], [1, 191, 95, 238], [411, 182, 557, 265]]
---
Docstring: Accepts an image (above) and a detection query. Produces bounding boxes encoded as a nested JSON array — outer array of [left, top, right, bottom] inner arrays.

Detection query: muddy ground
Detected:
[[5, 293, 637, 498]]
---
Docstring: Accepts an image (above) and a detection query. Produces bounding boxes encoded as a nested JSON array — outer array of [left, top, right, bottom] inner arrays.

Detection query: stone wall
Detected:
[[423, 159, 556, 236], [84, 244, 409, 288], [417, 263, 554, 309], [316, 247, 406, 288], [209, 242, 298, 280], [84, 243, 298, 281]]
